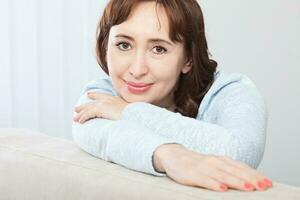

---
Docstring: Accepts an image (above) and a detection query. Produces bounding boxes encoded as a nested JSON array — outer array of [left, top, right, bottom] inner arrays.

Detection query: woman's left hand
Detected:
[[73, 92, 129, 123]]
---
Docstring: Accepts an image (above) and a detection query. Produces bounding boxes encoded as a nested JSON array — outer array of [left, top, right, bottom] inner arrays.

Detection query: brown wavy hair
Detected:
[[96, 0, 218, 118]]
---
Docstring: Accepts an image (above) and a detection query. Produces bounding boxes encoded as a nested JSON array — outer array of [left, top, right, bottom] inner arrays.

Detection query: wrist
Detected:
[[153, 143, 184, 173]]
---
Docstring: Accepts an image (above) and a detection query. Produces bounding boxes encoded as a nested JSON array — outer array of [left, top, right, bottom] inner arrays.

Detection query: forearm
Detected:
[[72, 118, 184, 176], [122, 102, 239, 153], [122, 102, 267, 169]]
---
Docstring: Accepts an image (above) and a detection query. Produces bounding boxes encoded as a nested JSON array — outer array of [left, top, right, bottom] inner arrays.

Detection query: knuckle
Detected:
[[197, 177, 220, 191], [229, 167, 241, 175], [254, 170, 265, 177], [215, 171, 227, 182], [216, 173, 226, 181], [221, 155, 232, 161], [235, 160, 249, 168], [215, 171, 238, 184], [220, 174, 244, 190], [205, 156, 220, 165], [241, 166, 263, 179], [252, 173, 265, 181], [208, 179, 225, 192], [239, 171, 253, 181], [80, 114, 87, 121]]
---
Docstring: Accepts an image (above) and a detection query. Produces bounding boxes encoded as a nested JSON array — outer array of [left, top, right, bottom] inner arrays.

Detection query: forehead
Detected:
[[110, 2, 170, 40]]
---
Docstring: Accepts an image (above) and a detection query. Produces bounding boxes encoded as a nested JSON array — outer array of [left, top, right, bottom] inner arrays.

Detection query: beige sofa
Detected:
[[1, 128, 299, 200]]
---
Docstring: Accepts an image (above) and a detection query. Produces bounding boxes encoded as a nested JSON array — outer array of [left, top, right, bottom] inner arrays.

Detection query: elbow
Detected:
[[231, 137, 266, 169], [71, 121, 89, 151], [230, 112, 268, 169], [71, 122, 82, 146]]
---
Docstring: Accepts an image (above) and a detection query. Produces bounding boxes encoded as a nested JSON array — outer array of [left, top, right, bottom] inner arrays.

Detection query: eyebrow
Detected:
[[115, 33, 173, 46]]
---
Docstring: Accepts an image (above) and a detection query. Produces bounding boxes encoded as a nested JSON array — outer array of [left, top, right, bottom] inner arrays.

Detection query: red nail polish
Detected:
[[257, 181, 266, 190], [244, 182, 255, 190], [220, 183, 228, 191], [263, 178, 273, 186]]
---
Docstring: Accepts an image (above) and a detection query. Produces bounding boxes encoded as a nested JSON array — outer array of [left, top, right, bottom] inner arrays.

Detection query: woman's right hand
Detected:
[[153, 144, 273, 192]]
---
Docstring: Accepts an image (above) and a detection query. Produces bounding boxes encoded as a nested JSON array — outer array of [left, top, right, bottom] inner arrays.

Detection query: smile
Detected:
[[124, 81, 153, 94]]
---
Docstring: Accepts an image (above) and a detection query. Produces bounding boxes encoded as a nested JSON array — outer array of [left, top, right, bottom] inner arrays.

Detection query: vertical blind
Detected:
[[0, 0, 107, 139]]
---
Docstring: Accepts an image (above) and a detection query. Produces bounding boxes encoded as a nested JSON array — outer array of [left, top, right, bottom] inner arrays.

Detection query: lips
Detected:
[[126, 81, 153, 87], [124, 80, 153, 94]]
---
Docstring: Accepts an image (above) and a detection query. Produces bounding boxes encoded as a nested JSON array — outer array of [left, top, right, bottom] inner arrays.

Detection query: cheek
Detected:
[[106, 50, 130, 95], [151, 59, 181, 82], [107, 49, 128, 77]]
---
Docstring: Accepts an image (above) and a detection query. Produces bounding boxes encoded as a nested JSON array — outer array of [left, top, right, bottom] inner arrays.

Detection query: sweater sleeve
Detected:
[[121, 82, 268, 169], [72, 83, 181, 177]]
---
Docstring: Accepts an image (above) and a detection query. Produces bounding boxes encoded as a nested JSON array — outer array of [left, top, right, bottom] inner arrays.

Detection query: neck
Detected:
[[166, 102, 176, 112]]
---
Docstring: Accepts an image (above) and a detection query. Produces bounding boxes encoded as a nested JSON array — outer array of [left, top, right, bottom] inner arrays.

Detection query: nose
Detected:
[[129, 50, 148, 78]]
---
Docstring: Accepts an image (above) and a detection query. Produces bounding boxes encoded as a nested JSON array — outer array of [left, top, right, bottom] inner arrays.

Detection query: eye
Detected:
[[153, 46, 167, 55], [116, 42, 132, 51]]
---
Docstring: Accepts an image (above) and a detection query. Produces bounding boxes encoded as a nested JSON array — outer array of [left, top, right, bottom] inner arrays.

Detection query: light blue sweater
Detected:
[[72, 70, 268, 176]]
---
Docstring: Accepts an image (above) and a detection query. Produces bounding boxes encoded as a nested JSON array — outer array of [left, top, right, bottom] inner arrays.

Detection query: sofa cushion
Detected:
[[0, 128, 299, 200]]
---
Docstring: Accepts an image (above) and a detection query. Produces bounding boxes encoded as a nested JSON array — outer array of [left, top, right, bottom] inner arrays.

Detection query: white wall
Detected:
[[200, 0, 300, 186], [0, 0, 299, 186], [0, 0, 105, 138]]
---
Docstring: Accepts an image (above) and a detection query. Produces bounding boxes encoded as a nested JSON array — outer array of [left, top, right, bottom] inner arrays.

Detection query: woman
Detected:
[[72, 0, 272, 192]]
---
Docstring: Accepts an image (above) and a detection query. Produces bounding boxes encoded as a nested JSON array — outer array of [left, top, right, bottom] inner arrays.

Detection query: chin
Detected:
[[120, 90, 152, 103], [124, 95, 150, 103]]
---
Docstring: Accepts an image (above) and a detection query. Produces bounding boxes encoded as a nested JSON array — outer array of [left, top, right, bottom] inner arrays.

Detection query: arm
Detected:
[[72, 85, 181, 177], [121, 82, 268, 169], [73, 76, 271, 192], [79, 76, 268, 169]]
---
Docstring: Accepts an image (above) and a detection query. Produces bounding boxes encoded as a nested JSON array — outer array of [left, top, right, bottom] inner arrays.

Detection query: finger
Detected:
[[222, 156, 272, 184], [73, 109, 85, 122], [87, 92, 108, 100], [192, 174, 229, 192], [217, 159, 269, 191], [220, 156, 272, 189], [74, 105, 84, 113], [78, 109, 98, 124], [75, 101, 95, 113], [209, 169, 255, 192], [221, 156, 262, 176], [87, 93, 96, 100]]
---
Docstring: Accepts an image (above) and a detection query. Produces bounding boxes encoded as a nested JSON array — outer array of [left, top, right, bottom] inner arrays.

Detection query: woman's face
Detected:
[[106, 2, 191, 108]]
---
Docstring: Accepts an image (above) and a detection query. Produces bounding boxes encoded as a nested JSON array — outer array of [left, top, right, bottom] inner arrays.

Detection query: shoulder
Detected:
[[81, 74, 117, 96], [213, 70, 264, 101], [75, 75, 117, 106], [197, 70, 267, 118]]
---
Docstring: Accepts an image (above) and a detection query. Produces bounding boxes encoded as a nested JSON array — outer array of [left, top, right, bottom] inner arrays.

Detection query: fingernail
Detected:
[[219, 183, 228, 191], [244, 182, 255, 190], [257, 181, 267, 190], [263, 178, 273, 187]]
